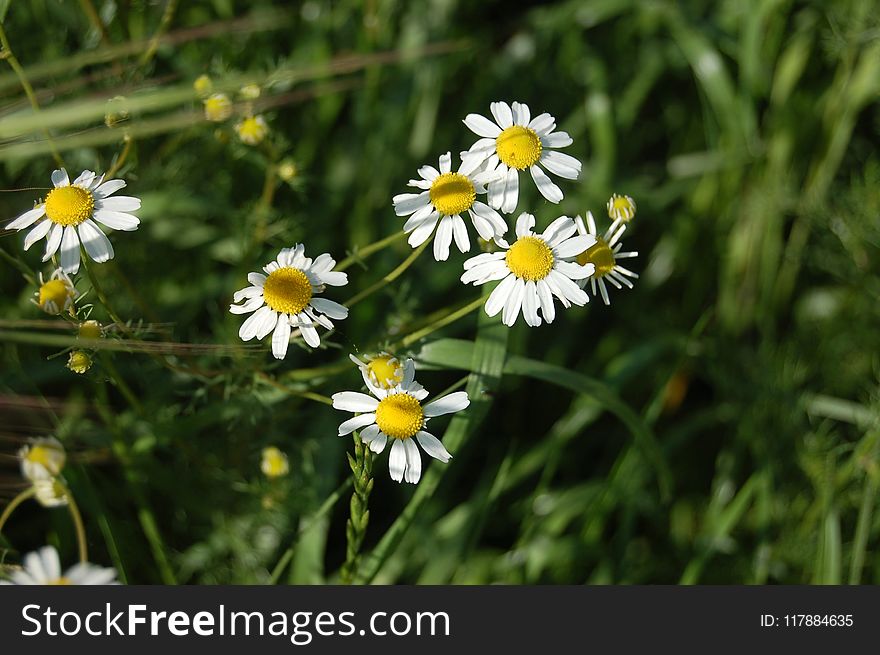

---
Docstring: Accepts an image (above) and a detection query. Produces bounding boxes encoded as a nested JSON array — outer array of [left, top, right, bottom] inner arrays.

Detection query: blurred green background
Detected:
[[1, 0, 879, 584]]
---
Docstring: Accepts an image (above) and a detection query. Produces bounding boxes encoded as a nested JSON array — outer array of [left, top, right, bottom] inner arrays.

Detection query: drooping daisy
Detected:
[[33, 478, 70, 508], [461, 101, 581, 212], [574, 212, 639, 305], [229, 244, 349, 357], [18, 436, 66, 482], [332, 359, 468, 484], [461, 213, 595, 327], [32, 268, 77, 315], [261, 446, 289, 479], [235, 115, 269, 145], [392, 152, 506, 261], [0, 546, 118, 585], [607, 193, 637, 226], [348, 351, 405, 390], [6, 168, 141, 274]]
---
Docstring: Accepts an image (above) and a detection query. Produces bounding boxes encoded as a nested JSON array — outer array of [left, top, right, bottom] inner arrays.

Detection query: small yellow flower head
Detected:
[[239, 83, 261, 100], [193, 74, 213, 97], [34, 269, 77, 315], [278, 160, 298, 182], [203, 93, 233, 122], [349, 352, 405, 390], [235, 115, 269, 145], [261, 446, 289, 479], [67, 350, 92, 374], [77, 320, 102, 340], [18, 437, 66, 482], [34, 478, 70, 508], [607, 193, 637, 224]]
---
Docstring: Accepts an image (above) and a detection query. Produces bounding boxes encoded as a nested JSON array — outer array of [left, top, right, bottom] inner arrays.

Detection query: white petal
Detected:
[[388, 439, 406, 483], [95, 179, 126, 198], [555, 235, 595, 258], [502, 277, 526, 326], [501, 167, 519, 214], [549, 270, 589, 306], [239, 305, 274, 340], [463, 113, 502, 138], [424, 391, 470, 417], [490, 101, 513, 128], [487, 165, 507, 210], [515, 212, 536, 237], [542, 131, 573, 148], [556, 260, 594, 280], [51, 169, 69, 187], [271, 315, 292, 359], [360, 424, 381, 443], [407, 214, 438, 247], [418, 165, 440, 181], [332, 391, 380, 413], [7, 206, 45, 230], [451, 215, 470, 253], [92, 209, 140, 231], [59, 226, 81, 274], [309, 297, 348, 320], [393, 192, 431, 216], [530, 165, 563, 203], [318, 271, 347, 287], [43, 223, 63, 260], [296, 315, 321, 347], [77, 219, 114, 263], [528, 113, 555, 134], [536, 279, 556, 323], [433, 216, 453, 261], [233, 285, 263, 302], [229, 296, 264, 314], [438, 152, 452, 174], [72, 170, 96, 186], [369, 433, 388, 454], [97, 196, 141, 212], [540, 151, 582, 180], [522, 280, 541, 327], [484, 273, 516, 315], [310, 253, 336, 274], [416, 431, 452, 463], [511, 101, 531, 126], [23, 219, 52, 250], [248, 272, 267, 287], [403, 438, 422, 484], [338, 413, 377, 436]]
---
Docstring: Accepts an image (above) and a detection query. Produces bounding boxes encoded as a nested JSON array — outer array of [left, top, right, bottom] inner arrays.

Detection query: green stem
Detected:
[[0, 487, 37, 536], [397, 296, 484, 348], [139, 0, 179, 67], [81, 255, 130, 334], [57, 480, 88, 563], [337, 231, 406, 272], [105, 133, 133, 178], [0, 21, 64, 167], [344, 240, 428, 307], [341, 433, 373, 584], [848, 467, 877, 584]]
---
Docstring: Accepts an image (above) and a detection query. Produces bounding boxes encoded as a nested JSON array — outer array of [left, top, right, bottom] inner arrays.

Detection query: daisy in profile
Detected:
[[393, 152, 506, 261], [32, 268, 77, 315], [574, 211, 639, 305], [461, 101, 581, 212], [33, 478, 70, 508], [0, 546, 118, 585], [6, 168, 141, 274], [229, 244, 349, 357], [607, 193, 637, 227], [461, 213, 594, 327], [18, 436, 66, 483], [348, 351, 405, 390], [332, 359, 468, 484]]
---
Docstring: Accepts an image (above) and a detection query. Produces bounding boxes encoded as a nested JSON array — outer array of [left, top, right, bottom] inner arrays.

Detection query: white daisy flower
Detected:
[[229, 244, 349, 358], [607, 193, 637, 226], [5, 168, 141, 274], [392, 152, 506, 261], [0, 546, 118, 585], [348, 351, 405, 390], [331, 359, 468, 484], [33, 478, 70, 508], [18, 436, 66, 483], [461, 213, 595, 327], [33, 268, 77, 315], [461, 101, 581, 212], [574, 212, 639, 305]]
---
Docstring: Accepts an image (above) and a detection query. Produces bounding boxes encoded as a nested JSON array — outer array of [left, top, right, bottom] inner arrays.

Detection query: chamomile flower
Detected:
[[348, 352, 405, 390], [204, 93, 232, 121], [0, 546, 118, 585], [6, 168, 141, 274], [18, 437, 66, 482], [261, 447, 289, 479], [229, 244, 349, 357], [574, 212, 639, 305], [67, 350, 93, 374], [607, 193, 636, 226], [461, 101, 581, 212], [78, 319, 103, 340], [33, 478, 70, 508], [235, 115, 269, 145], [393, 152, 506, 261], [461, 213, 594, 327], [193, 74, 213, 97], [332, 359, 468, 484], [33, 268, 77, 315]]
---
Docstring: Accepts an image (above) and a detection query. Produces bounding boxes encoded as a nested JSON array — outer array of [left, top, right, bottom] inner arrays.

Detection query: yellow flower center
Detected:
[[39, 279, 73, 310], [262, 267, 313, 315], [366, 355, 403, 389], [48, 577, 72, 585], [44, 186, 94, 227], [505, 236, 554, 281], [78, 320, 102, 340], [261, 447, 289, 479], [577, 237, 616, 277], [496, 125, 542, 170], [429, 172, 476, 216], [204, 94, 232, 122], [375, 393, 424, 440], [25, 445, 61, 470], [237, 116, 268, 144]]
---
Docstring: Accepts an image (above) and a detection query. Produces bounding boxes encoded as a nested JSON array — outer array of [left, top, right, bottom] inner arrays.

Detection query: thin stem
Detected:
[[81, 255, 130, 335], [255, 372, 333, 405], [0, 21, 64, 167], [57, 480, 88, 563], [78, 0, 112, 46], [337, 231, 406, 272], [105, 133, 133, 178], [341, 433, 373, 584], [849, 465, 877, 584], [0, 487, 37, 536], [139, 0, 179, 67], [397, 296, 484, 348], [344, 240, 428, 307]]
